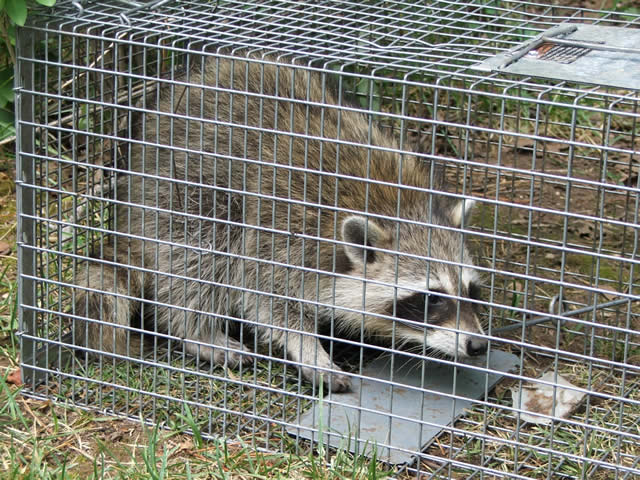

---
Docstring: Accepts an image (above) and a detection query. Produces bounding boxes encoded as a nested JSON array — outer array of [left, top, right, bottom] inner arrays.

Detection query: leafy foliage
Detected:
[[0, 1, 57, 146]]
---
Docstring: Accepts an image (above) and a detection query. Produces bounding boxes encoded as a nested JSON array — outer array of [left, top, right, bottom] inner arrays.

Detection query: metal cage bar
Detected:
[[15, 1, 640, 479]]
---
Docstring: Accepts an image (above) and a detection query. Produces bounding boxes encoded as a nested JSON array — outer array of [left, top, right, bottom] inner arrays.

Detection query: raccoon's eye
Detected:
[[427, 293, 443, 306]]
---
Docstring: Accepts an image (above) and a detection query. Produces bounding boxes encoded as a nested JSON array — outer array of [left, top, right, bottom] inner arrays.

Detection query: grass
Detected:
[[0, 392, 391, 479], [2, 346, 394, 479]]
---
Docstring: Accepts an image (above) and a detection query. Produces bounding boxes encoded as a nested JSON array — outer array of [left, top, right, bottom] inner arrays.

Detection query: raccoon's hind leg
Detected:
[[73, 260, 145, 358], [151, 279, 254, 369]]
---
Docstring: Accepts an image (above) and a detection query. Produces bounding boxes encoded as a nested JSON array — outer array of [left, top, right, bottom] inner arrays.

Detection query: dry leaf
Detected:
[[0, 241, 11, 256], [597, 285, 620, 301], [511, 373, 586, 425], [6, 368, 22, 386]]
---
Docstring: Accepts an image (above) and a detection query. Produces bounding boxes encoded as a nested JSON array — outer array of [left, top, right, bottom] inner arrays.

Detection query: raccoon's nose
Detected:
[[466, 337, 488, 356]]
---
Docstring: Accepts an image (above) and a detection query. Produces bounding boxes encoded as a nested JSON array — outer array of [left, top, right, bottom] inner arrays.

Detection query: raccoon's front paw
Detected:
[[302, 367, 352, 393], [212, 347, 252, 369], [324, 372, 352, 393], [186, 338, 252, 369]]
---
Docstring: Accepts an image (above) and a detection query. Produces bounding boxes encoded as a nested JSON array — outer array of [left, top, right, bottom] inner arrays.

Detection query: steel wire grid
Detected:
[[15, 1, 640, 479]]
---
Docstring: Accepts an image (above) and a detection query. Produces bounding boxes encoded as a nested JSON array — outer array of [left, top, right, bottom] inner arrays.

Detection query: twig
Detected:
[[0, 15, 15, 66]]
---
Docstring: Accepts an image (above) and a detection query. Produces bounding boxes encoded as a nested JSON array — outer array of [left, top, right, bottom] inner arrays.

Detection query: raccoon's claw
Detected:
[[305, 368, 351, 393], [186, 338, 252, 369], [212, 347, 252, 369], [304, 372, 351, 393], [325, 372, 352, 393]]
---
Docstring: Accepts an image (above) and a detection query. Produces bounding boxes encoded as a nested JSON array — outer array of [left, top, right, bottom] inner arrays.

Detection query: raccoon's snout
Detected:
[[466, 337, 488, 356]]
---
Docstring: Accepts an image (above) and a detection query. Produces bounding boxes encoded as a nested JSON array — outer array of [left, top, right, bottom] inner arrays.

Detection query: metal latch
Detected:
[[472, 24, 640, 90]]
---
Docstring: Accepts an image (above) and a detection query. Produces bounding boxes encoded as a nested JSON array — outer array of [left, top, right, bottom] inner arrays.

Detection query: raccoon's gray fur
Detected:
[[74, 54, 487, 392]]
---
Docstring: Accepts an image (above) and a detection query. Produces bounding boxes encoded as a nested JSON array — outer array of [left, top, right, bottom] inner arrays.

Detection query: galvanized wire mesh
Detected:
[[16, 1, 640, 479]]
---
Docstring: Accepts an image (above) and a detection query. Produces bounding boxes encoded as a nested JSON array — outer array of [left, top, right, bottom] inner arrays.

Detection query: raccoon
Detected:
[[73, 54, 487, 392]]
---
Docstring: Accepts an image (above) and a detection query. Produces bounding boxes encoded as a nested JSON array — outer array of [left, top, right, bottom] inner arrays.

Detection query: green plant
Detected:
[[0, 1, 57, 146]]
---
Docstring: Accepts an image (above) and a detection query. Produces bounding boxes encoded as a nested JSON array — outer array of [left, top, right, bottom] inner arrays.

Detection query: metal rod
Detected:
[[544, 37, 640, 55], [493, 297, 632, 333]]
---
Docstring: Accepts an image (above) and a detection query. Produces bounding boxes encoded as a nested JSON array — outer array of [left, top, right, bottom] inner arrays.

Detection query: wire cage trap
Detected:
[[15, 1, 640, 479]]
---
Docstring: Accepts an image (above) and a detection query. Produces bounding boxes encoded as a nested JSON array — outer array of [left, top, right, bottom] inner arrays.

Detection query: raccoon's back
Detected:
[[118, 55, 438, 246]]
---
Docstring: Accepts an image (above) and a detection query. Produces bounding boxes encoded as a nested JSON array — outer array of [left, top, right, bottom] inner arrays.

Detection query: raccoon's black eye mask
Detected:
[[468, 283, 482, 301], [390, 292, 446, 328]]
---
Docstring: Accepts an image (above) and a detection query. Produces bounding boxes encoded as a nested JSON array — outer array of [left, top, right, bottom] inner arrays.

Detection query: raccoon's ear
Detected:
[[450, 198, 476, 228], [341, 216, 385, 265]]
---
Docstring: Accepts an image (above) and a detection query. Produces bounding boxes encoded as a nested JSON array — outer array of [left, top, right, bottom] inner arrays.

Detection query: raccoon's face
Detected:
[[330, 199, 487, 358]]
